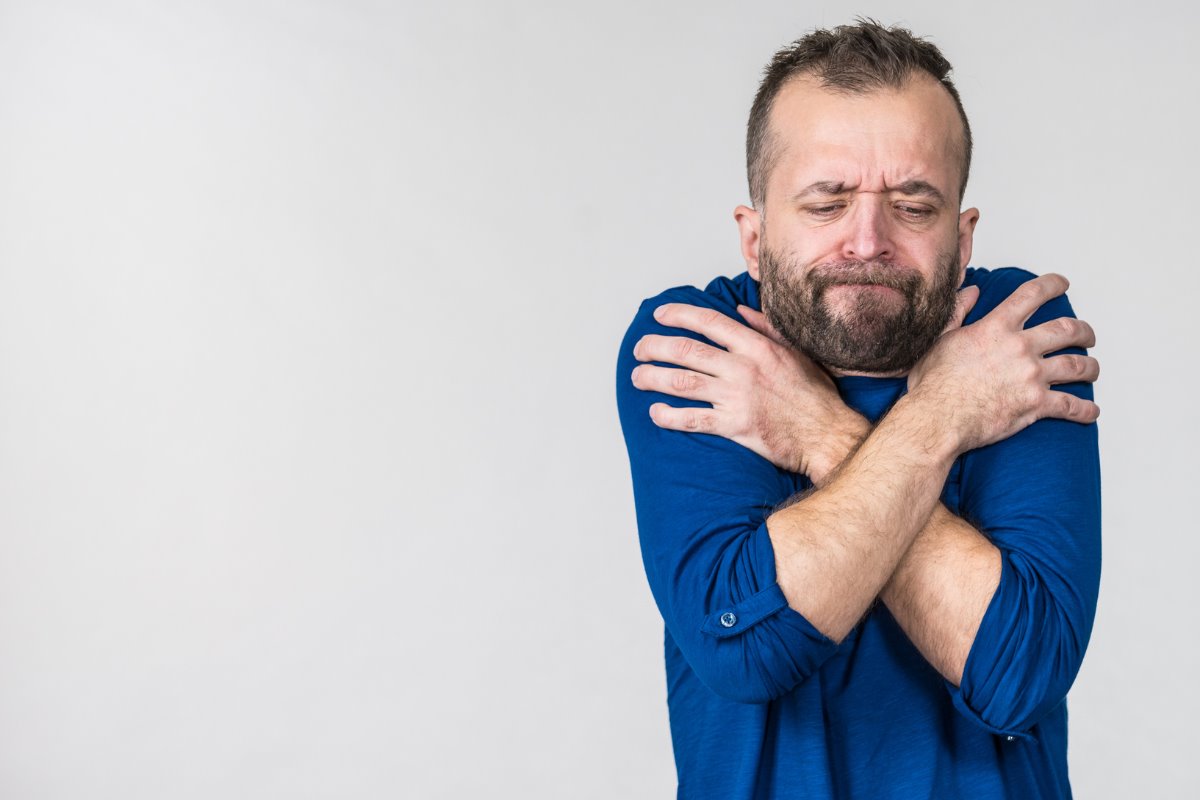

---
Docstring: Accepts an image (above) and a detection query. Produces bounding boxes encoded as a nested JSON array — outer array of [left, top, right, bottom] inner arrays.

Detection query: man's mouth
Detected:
[[829, 282, 902, 295]]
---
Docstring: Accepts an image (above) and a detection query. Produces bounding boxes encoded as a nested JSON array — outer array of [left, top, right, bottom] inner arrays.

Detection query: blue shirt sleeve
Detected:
[[947, 269, 1102, 738], [616, 288, 840, 705]]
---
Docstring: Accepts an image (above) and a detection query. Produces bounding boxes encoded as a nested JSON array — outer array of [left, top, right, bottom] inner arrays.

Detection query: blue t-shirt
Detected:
[[615, 268, 1101, 799]]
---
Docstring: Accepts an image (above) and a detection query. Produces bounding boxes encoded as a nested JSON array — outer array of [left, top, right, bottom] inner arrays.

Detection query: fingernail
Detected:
[[653, 305, 665, 320]]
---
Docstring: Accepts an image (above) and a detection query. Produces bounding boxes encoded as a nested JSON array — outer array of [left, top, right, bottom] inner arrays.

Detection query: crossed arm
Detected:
[[628, 274, 1099, 687]]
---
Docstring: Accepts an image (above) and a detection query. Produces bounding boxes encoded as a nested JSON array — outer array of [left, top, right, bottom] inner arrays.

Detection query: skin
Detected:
[[629, 74, 1100, 685]]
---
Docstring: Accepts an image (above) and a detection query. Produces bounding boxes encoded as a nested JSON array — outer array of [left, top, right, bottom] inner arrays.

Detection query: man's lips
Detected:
[[828, 283, 903, 296]]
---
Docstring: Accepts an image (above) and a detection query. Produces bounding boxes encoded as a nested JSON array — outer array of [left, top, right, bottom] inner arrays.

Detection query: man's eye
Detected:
[[807, 204, 844, 217], [897, 205, 934, 219]]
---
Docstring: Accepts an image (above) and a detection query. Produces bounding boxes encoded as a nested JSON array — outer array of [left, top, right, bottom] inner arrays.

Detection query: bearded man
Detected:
[[615, 21, 1101, 800]]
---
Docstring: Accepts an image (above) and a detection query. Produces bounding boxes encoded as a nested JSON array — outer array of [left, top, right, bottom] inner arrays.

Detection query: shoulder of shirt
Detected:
[[630, 271, 756, 323], [962, 266, 1042, 324]]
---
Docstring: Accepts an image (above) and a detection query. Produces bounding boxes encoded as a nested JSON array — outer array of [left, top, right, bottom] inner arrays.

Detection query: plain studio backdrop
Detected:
[[0, 1, 1194, 797]]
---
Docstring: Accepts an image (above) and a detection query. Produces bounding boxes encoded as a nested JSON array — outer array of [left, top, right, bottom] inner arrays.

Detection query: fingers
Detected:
[[736, 304, 789, 347], [944, 285, 980, 333], [1039, 389, 1101, 425], [993, 273, 1070, 326], [633, 333, 729, 375], [653, 303, 762, 352], [647, 402, 724, 434], [1026, 316, 1097, 354], [631, 364, 721, 403], [1041, 353, 1100, 385]]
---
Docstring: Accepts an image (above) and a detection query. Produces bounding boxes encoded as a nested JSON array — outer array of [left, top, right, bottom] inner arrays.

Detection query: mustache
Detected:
[[807, 260, 924, 292]]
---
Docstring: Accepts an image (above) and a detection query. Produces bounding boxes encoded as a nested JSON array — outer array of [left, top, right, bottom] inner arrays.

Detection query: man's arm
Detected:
[[738, 284, 1098, 695], [879, 506, 999, 686], [633, 273, 1099, 711], [756, 389, 964, 642], [617, 287, 843, 705]]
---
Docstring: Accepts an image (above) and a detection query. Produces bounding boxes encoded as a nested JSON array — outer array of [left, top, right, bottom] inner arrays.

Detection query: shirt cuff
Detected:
[[699, 519, 835, 648], [701, 582, 790, 639]]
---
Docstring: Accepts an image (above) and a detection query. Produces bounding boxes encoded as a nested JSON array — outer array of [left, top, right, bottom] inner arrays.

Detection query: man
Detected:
[[615, 21, 1100, 799]]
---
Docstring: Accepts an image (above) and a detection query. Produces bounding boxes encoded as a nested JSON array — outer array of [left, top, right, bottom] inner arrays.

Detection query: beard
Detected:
[[758, 241, 961, 374]]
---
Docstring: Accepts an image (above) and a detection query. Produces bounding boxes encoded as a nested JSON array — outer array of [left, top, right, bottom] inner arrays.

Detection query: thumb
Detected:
[[737, 304, 788, 346], [944, 285, 980, 333]]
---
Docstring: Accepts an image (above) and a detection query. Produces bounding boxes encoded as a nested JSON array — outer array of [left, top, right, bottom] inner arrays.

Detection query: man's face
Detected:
[[738, 74, 979, 375]]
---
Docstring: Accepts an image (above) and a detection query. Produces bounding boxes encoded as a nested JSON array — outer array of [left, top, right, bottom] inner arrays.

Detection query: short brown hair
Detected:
[[746, 19, 972, 209]]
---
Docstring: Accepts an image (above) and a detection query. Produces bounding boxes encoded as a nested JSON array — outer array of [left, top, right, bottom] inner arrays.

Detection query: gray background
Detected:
[[0, 0, 1194, 797]]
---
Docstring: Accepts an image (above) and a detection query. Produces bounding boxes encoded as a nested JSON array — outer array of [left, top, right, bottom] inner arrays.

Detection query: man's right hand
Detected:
[[906, 272, 1101, 455]]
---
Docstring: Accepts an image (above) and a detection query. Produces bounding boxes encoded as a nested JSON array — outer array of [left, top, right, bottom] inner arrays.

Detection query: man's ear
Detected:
[[734, 205, 763, 280], [957, 206, 980, 284]]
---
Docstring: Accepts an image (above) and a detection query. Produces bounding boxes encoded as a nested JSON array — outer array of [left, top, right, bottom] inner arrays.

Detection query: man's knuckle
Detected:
[[671, 370, 700, 392], [1056, 354, 1078, 378], [1058, 392, 1075, 416], [1019, 359, 1040, 383], [1021, 384, 1043, 409], [1016, 284, 1042, 306], [1048, 317, 1072, 338]]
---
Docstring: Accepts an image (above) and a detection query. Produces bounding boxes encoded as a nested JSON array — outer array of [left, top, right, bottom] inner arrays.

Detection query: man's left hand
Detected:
[[630, 303, 866, 484]]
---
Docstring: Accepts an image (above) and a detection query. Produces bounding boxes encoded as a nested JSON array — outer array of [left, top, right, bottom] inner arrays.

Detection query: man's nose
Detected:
[[841, 198, 895, 262]]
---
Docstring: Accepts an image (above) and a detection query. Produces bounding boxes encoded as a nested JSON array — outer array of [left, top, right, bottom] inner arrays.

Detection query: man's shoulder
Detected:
[[964, 267, 1042, 322], [963, 266, 1076, 327], [618, 270, 757, 355], [630, 270, 759, 322]]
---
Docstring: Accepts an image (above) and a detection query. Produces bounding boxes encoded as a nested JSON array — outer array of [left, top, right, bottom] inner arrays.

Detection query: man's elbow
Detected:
[[693, 651, 798, 705], [685, 620, 837, 705], [958, 610, 1091, 734], [960, 660, 1083, 735]]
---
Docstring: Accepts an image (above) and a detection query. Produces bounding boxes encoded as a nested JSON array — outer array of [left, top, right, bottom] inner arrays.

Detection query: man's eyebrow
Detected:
[[789, 181, 847, 201], [788, 179, 947, 204], [889, 180, 946, 204]]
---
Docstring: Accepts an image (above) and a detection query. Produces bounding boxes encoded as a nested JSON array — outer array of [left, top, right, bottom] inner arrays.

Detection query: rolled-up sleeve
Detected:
[[948, 278, 1102, 738], [616, 291, 839, 705]]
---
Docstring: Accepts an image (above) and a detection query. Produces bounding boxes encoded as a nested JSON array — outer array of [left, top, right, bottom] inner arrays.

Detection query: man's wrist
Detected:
[[883, 393, 963, 467], [805, 408, 870, 486]]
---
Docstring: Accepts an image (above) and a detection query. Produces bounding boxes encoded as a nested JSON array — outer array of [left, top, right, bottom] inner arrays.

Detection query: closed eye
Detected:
[[895, 204, 934, 220], [806, 203, 846, 218]]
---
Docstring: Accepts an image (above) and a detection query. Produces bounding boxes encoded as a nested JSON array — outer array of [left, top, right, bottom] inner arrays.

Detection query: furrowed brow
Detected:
[[890, 180, 946, 204], [789, 181, 847, 202]]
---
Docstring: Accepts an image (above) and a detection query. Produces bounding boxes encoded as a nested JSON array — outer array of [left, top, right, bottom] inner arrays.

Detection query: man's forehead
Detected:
[[767, 74, 965, 197], [770, 72, 962, 135]]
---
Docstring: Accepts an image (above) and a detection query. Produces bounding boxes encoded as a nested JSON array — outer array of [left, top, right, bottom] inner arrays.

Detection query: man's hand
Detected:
[[907, 273, 1100, 454], [629, 274, 1098, 482], [630, 302, 866, 484]]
